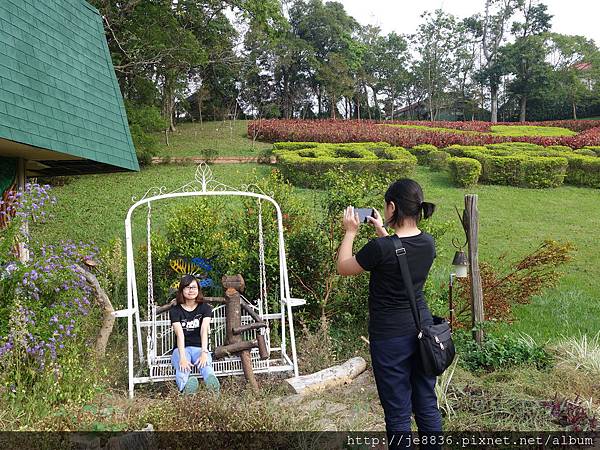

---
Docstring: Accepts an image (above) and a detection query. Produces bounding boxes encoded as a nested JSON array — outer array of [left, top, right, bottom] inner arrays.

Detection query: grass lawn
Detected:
[[34, 162, 600, 342], [153, 120, 271, 158], [489, 125, 576, 137], [386, 123, 577, 137]]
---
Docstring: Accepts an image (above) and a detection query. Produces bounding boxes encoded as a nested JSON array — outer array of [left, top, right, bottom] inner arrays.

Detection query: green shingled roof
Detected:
[[0, 0, 139, 175]]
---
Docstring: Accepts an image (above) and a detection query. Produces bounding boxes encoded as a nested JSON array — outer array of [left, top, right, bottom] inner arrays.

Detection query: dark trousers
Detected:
[[370, 334, 443, 450]]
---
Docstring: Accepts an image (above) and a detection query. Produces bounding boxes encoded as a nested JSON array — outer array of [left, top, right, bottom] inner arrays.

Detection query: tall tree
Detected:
[[413, 10, 459, 121], [479, 0, 520, 122], [505, 0, 552, 121], [289, 0, 359, 118]]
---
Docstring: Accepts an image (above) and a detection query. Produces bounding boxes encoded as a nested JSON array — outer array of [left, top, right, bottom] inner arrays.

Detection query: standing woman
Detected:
[[337, 179, 442, 449], [170, 274, 221, 395]]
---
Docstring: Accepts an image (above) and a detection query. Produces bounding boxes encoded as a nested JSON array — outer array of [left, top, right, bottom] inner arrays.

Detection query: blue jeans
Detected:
[[370, 334, 443, 450], [171, 347, 216, 392]]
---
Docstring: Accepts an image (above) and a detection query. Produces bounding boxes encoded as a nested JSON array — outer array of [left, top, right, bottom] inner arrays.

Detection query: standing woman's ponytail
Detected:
[[421, 201, 436, 220]]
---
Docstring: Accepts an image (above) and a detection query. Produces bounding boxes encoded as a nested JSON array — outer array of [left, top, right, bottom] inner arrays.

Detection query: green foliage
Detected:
[[274, 142, 416, 188], [455, 330, 554, 373], [273, 142, 320, 151], [446, 146, 570, 188], [583, 146, 600, 156], [427, 150, 450, 171], [573, 149, 597, 157], [564, 155, 600, 188], [409, 144, 439, 165], [448, 157, 481, 187], [125, 103, 167, 166]]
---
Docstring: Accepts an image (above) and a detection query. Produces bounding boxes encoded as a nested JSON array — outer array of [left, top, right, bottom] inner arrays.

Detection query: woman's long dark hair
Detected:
[[176, 274, 204, 304], [384, 179, 435, 227]]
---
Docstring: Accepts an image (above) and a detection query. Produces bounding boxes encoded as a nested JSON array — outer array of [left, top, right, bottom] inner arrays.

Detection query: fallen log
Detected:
[[284, 356, 367, 395]]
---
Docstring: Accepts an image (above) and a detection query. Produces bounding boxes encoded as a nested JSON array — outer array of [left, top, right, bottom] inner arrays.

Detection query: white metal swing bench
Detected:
[[113, 164, 305, 398]]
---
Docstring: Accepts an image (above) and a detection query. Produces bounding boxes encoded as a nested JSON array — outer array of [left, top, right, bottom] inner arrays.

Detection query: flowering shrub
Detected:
[[248, 119, 600, 149], [0, 183, 56, 231], [0, 185, 104, 405]]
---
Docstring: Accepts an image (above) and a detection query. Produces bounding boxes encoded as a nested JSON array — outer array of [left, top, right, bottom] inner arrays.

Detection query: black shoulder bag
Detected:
[[390, 235, 455, 377]]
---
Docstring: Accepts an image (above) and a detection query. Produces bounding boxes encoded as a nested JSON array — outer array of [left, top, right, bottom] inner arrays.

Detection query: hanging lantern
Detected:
[[452, 250, 469, 278]]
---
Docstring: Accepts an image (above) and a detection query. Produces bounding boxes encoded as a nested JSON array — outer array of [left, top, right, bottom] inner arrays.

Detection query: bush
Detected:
[[456, 331, 554, 373], [446, 146, 569, 188], [448, 157, 481, 187], [444, 145, 488, 157], [0, 185, 108, 417], [573, 149, 597, 157], [273, 142, 319, 151], [583, 146, 600, 156], [564, 155, 600, 188], [452, 240, 575, 327], [273, 142, 416, 188], [486, 142, 546, 152], [125, 103, 167, 166], [520, 157, 569, 188], [427, 150, 450, 171], [409, 144, 438, 165]]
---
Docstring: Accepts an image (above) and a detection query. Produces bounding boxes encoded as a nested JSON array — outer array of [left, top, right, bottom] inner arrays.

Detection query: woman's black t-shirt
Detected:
[[169, 302, 213, 348], [355, 232, 436, 340]]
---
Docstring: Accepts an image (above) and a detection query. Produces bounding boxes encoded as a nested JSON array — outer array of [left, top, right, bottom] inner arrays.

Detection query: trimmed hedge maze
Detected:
[[415, 142, 600, 189], [273, 142, 416, 188]]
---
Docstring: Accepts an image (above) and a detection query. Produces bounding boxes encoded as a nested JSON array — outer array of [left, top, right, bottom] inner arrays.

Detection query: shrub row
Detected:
[[273, 142, 417, 188], [444, 144, 600, 188], [249, 119, 600, 149]]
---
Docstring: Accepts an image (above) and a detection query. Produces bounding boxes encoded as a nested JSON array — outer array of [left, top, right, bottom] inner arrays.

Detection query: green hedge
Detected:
[[583, 146, 600, 156], [574, 149, 597, 157], [409, 144, 439, 164], [564, 156, 600, 188], [274, 142, 416, 188], [273, 142, 319, 151], [442, 144, 600, 188], [427, 150, 450, 171], [448, 157, 481, 188]]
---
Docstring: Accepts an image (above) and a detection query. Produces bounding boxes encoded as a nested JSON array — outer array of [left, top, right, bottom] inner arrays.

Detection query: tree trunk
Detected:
[[371, 87, 380, 119], [317, 89, 322, 117], [572, 101, 577, 119], [331, 95, 336, 119], [490, 84, 499, 123], [519, 95, 527, 122]]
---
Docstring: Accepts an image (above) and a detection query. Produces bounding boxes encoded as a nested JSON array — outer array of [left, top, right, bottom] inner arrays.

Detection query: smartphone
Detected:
[[355, 208, 375, 224]]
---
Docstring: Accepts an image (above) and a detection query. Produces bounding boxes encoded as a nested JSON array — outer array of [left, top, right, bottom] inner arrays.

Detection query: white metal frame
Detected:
[[113, 164, 305, 398]]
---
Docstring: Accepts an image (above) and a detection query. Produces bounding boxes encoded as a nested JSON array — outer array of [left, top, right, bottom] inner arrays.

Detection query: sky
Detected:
[[337, 0, 600, 46]]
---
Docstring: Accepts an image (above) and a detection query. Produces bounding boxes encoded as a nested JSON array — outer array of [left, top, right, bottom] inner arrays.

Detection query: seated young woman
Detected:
[[169, 274, 221, 395]]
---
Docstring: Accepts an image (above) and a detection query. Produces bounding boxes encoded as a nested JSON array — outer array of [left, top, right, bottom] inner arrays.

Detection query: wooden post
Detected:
[[465, 195, 484, 345], [218, 275, 259, 390], [16, 158, 29, 262]]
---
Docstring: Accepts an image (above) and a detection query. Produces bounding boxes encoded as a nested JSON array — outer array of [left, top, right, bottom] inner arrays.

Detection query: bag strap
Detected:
[[389, 235, 423, 332]]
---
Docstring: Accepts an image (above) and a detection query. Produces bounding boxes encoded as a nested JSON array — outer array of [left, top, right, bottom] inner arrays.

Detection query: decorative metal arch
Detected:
[[113, 164, 305, 398]]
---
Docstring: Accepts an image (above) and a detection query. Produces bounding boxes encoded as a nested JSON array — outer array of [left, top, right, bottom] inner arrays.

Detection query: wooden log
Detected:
[[232, 322, 267, 335], [214, 340, 258, 359], [257, 334, 268, 360], [74, 265, 115, 358], [465, 194, 485, 345], [284, 357, 367, 395], [240, 350, 258, 391], [240, 301, 263, 323]]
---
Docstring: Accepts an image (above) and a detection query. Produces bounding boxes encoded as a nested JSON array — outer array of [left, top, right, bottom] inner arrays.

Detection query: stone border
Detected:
[[151, 156, 276, 164]]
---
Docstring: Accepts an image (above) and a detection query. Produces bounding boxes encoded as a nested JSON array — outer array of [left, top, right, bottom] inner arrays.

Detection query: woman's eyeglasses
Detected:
[[183, 286, 199, 291]]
